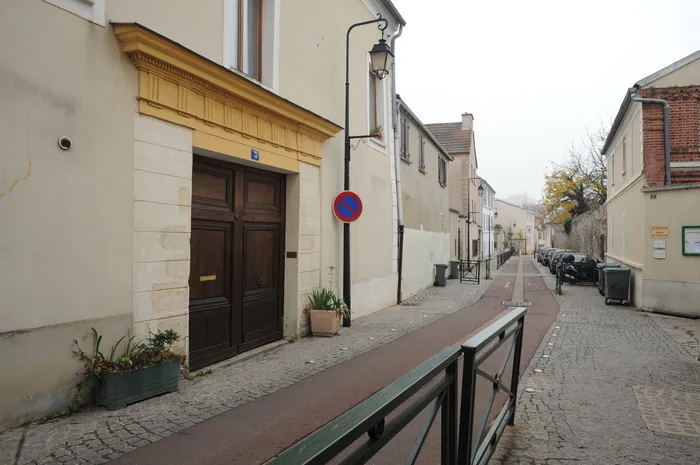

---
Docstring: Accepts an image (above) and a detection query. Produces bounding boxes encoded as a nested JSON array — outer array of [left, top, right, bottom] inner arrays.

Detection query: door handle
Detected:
[[257, 276, 264, 285]]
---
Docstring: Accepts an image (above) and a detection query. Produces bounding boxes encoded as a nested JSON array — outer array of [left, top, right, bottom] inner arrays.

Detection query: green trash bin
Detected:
[[603, 267, 631, 305], [596, 262, 622, 295]]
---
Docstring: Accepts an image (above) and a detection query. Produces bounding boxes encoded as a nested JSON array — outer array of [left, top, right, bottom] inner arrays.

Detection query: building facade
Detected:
[[397, 97, 452, 297], [494, 199, 534, 253], [526, 210, 536, 253], [480, 180, 496, 260], [0, 0, 406, 430], [603, 49, 700, 315], [426, 113, 481, 261]]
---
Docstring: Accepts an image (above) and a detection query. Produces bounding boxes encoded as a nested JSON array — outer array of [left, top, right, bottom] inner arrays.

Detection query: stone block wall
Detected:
[[557, 206, 607, 259], [132, 114, 193, 358]]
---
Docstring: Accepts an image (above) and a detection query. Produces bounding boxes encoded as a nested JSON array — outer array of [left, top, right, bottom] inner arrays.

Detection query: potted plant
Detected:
[[73, 328, 183, 410], [370, 125, 383, 140], [307, 288, 348, 337]]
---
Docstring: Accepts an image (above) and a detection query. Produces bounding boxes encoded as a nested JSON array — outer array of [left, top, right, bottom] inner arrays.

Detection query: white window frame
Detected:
[[438, 156, 447, 187], [418, 134, 426, 173], [622, 137, 627, 176], [611, 154, 615, 186], [400, 117, 410, 162], [43, 0, 105, 26], [223, 0, 280, 91]]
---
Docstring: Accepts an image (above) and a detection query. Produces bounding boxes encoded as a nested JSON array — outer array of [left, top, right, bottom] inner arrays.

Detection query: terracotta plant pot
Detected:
[[309, 309, 342, 337]]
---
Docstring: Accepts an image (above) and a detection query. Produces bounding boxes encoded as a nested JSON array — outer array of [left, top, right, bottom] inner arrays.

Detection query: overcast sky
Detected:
[[392, 0, 700, 202]]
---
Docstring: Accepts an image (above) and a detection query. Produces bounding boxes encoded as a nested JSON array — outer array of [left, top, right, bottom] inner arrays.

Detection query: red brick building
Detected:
[[602, 50, 700, 316]]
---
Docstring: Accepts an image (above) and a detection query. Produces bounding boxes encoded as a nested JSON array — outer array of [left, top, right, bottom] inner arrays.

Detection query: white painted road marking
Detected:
[[505, 281, 511, 288]]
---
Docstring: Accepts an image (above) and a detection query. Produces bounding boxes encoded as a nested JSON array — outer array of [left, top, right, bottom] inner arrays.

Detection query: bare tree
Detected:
[[543, 123, 608, 224]]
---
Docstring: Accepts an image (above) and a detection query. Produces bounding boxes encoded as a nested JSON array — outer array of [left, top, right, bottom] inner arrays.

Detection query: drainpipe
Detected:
[[631, 91, 671, 185], [391, 24, 404, 304]]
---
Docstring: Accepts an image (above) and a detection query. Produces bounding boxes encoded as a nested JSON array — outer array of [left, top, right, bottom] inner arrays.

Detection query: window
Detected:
[[369, 72, 378, 132], [438, 156, 447, 187], [226, 0, 264, 81], [400, 118, 410, 162], [622, 137, 627, 176], [611, 154, 615, 186], [418, 135, 426, 172], [472, 239, 479, 258]]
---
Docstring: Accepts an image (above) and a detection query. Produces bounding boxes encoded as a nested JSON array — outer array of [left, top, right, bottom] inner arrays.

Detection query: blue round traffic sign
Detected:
[[333, 191, 363, 223]]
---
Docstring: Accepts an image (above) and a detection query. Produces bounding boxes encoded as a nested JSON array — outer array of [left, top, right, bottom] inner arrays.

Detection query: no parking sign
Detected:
[[333, 191, 363, 223]]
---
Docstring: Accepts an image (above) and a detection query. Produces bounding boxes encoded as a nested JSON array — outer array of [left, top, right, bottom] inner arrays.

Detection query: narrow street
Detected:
[[0, 255, 557, 465], [3, 257, 699, 464], [106, 256, 558, 465]]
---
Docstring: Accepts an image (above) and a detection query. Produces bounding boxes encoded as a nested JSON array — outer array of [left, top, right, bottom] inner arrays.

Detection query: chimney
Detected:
[[461, 112, 474, 131]]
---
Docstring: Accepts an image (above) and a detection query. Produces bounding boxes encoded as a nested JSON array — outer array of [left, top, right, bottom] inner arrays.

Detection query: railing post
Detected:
[[508, 316, 525, 426], [457, 348, 476, 465], [441, 359, 458, 465]]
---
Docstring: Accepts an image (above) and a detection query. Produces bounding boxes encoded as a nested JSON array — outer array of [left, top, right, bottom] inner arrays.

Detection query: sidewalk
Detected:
[[491, 260, 700, 465], [1, 272, 495, 465]]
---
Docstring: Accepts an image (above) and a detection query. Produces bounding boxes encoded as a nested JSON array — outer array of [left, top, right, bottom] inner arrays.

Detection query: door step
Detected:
[[186, 339, 288, 377]]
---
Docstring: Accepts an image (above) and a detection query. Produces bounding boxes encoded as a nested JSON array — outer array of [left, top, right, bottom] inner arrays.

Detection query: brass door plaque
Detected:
[[200, 275, 217, 282]]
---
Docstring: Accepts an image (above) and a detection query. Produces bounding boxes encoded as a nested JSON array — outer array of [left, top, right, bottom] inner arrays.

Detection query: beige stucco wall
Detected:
[[107, 0, 224, 64], [494, 200, 528, 248], [606, 176, 646, 306], [643, 58, 700, 88], [641, 186, 700, 315], [280, 0, 400, 316], [449, 155, 463, 213], [0, 0, 403, 431], [399, 115, 450, 233], [607, 102, 643, 200], [604, 96, 646, 305], [0, 0, 137, 429]]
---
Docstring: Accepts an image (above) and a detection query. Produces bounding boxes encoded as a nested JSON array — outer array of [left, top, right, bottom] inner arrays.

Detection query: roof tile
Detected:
[[424, 122, 472, 154]]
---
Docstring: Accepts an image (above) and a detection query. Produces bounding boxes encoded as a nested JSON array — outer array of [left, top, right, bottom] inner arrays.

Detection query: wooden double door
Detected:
[[189, 156, 285, 370]]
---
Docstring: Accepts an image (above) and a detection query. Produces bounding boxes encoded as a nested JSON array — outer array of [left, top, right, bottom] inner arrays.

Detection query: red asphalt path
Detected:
[[110, 257, 558, 465]]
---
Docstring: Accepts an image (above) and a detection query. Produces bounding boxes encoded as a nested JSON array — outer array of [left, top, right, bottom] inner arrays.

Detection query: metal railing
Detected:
[[496, 250, 514, 268], [458, 307, 526, 465], [265, 307, 527, 465], [460, 259, 480, 284]]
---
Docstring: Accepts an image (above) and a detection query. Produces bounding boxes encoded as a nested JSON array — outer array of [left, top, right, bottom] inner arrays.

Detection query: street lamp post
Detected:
[[342, 15, 394, 327]]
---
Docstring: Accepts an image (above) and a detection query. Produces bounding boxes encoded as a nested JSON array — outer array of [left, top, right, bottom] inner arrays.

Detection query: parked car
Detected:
[[538, 248, 553, 263], [560, 253, 599, 284], [542, 248, 558, 266], [549, 250, 575, 274]]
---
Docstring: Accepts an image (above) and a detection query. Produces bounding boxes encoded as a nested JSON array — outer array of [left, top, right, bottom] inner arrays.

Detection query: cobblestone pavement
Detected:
[[0, 274, 496, 465], [645, 312, 700, 360], [490, 260, 700, 465]]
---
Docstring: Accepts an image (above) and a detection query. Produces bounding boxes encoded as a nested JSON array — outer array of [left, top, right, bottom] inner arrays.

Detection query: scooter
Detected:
[[562, 257, 599, 285]]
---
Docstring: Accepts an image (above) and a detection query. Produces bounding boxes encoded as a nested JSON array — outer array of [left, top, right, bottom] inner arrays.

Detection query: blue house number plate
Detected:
[[251, 149, 260, 161]]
